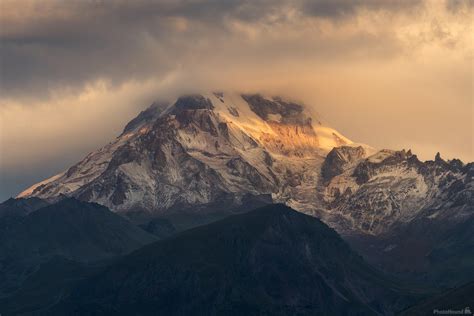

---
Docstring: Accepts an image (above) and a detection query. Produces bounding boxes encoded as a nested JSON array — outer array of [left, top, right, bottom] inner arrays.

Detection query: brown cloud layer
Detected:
[[0, 0, 473, 199]]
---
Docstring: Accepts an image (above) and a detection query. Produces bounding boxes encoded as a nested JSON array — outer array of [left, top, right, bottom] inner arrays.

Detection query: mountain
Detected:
[[17, 93, 362, 218], [319, 147, 473, 235], [16, 92, 471, 238], [0, 197, 48, 218], [0, 198, 156, 296], [26, 205, 424, 316]]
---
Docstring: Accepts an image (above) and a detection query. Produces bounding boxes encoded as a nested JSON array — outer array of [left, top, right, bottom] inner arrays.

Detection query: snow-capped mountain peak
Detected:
[[17, 92, 472, 236], [18, 93, 354, 210]]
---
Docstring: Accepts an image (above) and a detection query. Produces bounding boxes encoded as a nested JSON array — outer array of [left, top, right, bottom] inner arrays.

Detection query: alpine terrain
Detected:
[[17, 92, 473, 232]]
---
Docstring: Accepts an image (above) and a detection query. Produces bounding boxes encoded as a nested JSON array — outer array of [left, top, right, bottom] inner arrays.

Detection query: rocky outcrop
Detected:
[[321, 146, 367, 182]]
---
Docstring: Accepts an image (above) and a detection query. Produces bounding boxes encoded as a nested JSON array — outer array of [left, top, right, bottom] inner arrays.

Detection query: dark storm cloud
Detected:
[[0, 0, 292, 97], [301, 0, 423, 18], [0, 0, 424, 101], [445, 0, 473, 12]]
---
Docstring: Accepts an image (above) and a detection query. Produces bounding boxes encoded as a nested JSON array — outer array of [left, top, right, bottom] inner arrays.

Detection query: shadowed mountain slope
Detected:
[[0, 198, 156, 296], [43, 204, 424, 316], [399, 282, 474, 316]]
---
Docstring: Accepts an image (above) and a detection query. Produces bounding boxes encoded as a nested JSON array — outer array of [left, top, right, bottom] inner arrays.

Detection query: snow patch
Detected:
[[17, 172, 65, 198]]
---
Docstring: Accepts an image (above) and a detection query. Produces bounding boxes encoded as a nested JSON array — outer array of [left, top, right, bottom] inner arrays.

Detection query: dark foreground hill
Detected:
[[31, 204, 426, 316], [399, 282, 474, 316], [0, 197, 48, 218], [0, 198, 156, 296]]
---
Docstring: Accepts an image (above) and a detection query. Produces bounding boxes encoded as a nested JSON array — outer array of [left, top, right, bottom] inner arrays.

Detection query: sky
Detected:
[[0, 0, 473, 201]]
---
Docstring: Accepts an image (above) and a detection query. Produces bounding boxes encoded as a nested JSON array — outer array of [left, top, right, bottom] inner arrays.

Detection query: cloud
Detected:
[[0, 0, 290, 98], [445, 0, 473, 13], [0, 0, 451, 101], [301, 0, 424, 18]]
